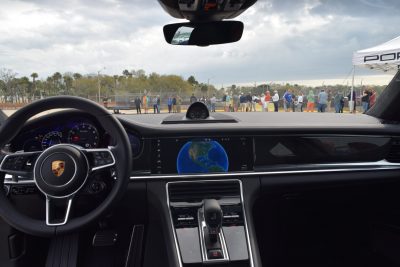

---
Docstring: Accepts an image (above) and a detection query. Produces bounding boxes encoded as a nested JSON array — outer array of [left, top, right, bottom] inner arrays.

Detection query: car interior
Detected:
[[1, 1, 400, 267]]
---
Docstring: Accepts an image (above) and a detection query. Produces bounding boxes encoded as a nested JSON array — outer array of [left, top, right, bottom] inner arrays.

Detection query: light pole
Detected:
[[97, 67, 106, 102]]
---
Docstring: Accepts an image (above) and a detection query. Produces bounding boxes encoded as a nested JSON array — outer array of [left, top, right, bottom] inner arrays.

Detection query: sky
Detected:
[[0, 0, 399, 86]]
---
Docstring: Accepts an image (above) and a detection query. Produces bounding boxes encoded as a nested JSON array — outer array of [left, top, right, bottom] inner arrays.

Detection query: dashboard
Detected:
[[4, 107, 400, 267], [7, 111, 400, 177]]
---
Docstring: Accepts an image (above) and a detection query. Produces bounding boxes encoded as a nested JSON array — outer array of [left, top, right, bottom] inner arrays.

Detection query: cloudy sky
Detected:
[[0, 0, 399, 86]]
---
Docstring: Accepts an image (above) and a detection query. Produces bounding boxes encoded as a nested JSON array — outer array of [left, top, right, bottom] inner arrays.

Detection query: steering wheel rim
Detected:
[[0, 96, 132, 237]]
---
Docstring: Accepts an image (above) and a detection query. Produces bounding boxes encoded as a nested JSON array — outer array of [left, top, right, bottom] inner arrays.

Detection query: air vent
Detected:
[[168, 181, 240, 202], [387, 138, 400, 163]]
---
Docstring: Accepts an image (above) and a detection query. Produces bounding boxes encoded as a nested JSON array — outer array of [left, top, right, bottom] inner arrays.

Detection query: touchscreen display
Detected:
[[177, 140, 229, 174], [152, 137, 253, 174]]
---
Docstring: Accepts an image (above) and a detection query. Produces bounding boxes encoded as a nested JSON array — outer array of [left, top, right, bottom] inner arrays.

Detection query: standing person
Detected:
[[291, 92, 296, 112], [167, 96, 173, 113], [142, 94, 148, 114], [333, 92, 340, 113], [333, 92, 344, 113], [251, 94, 257, 112], [265, 91, 271, 112], [229, 94, 234, 112], [340, 93, 345, 113], [190, 93, 197, 104], [297, 93, 304, 112], [177, 95, 182, 113], [210, 94, 217, 112], [225, 94, 231, 112], [306, 90, 315, 112], [272, 90, 279, 112], [361, 89, 370, 113], [239, 93, 245, 112], [156, 95, 161, 113], [147, 94, 151, 113], [282, 90, 288, 112], [152, 96, 158, 114], [233, 94, 239, 112], [327, 90, 333, 112], [260, 94, 266, 112], [369, 89, 377, 109], [246, 92, 252, 112], [318, 89, 328, 112], [283, 90, 293, 112], [134, 96, 141, 114], [172, 96, 177, 113], [222, 94, 227, 111]]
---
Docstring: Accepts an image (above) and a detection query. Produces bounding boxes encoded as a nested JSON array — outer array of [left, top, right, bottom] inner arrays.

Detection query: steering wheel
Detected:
[[0, 96, 132, 237]]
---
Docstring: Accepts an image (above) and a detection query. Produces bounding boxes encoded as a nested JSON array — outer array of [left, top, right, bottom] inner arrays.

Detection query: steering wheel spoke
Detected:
[[46, 195, 73, 226], [0, 151, 41, 178], [84, 147, 116, 171]]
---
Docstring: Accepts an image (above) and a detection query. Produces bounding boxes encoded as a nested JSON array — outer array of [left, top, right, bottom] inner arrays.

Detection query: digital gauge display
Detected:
[[68, 123, 99, 148], [41, 131, 62, 149]]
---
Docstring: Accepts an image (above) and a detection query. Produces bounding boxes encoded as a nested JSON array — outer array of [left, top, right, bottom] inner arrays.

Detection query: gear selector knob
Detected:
[[203, 199, 222, 241]]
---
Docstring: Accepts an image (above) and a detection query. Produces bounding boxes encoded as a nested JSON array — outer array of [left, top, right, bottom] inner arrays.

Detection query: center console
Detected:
[[167, 180, 253, 267]]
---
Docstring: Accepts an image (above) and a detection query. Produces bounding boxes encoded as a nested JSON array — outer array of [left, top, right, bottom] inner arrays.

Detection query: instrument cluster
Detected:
[[11, 120, 103, 152]]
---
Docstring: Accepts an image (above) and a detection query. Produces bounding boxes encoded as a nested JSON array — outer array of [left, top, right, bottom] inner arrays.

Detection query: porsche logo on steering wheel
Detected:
[[51, 160, 65, 177]]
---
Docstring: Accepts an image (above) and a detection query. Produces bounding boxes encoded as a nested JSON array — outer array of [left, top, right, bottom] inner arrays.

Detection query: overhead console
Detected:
[[158, 0, 258, 21], [167, 180, 252, 266]]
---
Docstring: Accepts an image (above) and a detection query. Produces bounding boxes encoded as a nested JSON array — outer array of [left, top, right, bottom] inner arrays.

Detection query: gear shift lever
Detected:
[[203, 199, 222, 243]]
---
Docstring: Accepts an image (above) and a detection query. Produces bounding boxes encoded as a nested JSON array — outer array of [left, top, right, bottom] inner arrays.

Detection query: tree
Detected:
[[73, 73, 82, 80], [0, 68, 18, 101], [52, 72, 62, 82], [136, 69, 146, 79], [30, 73, 38, 86], [187, 75, 198, 85], [45, 76, 54, 96], [122, 69, 131, 77], [63, 75, 73, 94], [18, 76, 32, 101], [52, 72, 62, 94], [30, 73, 38, 98]]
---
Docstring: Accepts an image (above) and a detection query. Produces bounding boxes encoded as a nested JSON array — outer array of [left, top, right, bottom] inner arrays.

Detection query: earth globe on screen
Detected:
[[176, 141, 229, 174]]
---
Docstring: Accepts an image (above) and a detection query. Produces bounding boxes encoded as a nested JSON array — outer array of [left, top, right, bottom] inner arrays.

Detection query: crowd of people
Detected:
[[132, 94, 183, 114], [360, 89, 377, 113], [117, 88, 378, 115], [202, 89, 377, 114]]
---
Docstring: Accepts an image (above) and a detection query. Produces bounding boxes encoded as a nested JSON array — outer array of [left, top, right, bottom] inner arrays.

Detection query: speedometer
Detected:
[[68, 123, 99, 148], [41, 131, 62, 149]]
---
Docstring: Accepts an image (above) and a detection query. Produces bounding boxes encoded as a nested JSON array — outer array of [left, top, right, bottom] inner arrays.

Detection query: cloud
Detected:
[[0, 0, 399, 86]]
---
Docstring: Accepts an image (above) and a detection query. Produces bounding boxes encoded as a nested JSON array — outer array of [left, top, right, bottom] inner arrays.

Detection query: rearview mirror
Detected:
[[163, 21, 244, 46]]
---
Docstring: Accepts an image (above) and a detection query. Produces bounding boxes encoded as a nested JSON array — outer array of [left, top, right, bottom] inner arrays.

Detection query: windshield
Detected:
[[0, 0, 398, 116]]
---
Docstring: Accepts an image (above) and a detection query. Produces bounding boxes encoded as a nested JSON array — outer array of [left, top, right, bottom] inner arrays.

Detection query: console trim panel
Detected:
[[198, 208, 229, 263], [166, 179, 254, 267]]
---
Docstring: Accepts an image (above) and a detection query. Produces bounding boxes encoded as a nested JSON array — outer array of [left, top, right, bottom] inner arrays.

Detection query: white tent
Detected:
[[353, 36, 400, 72], [348, 36, 400, 112]]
